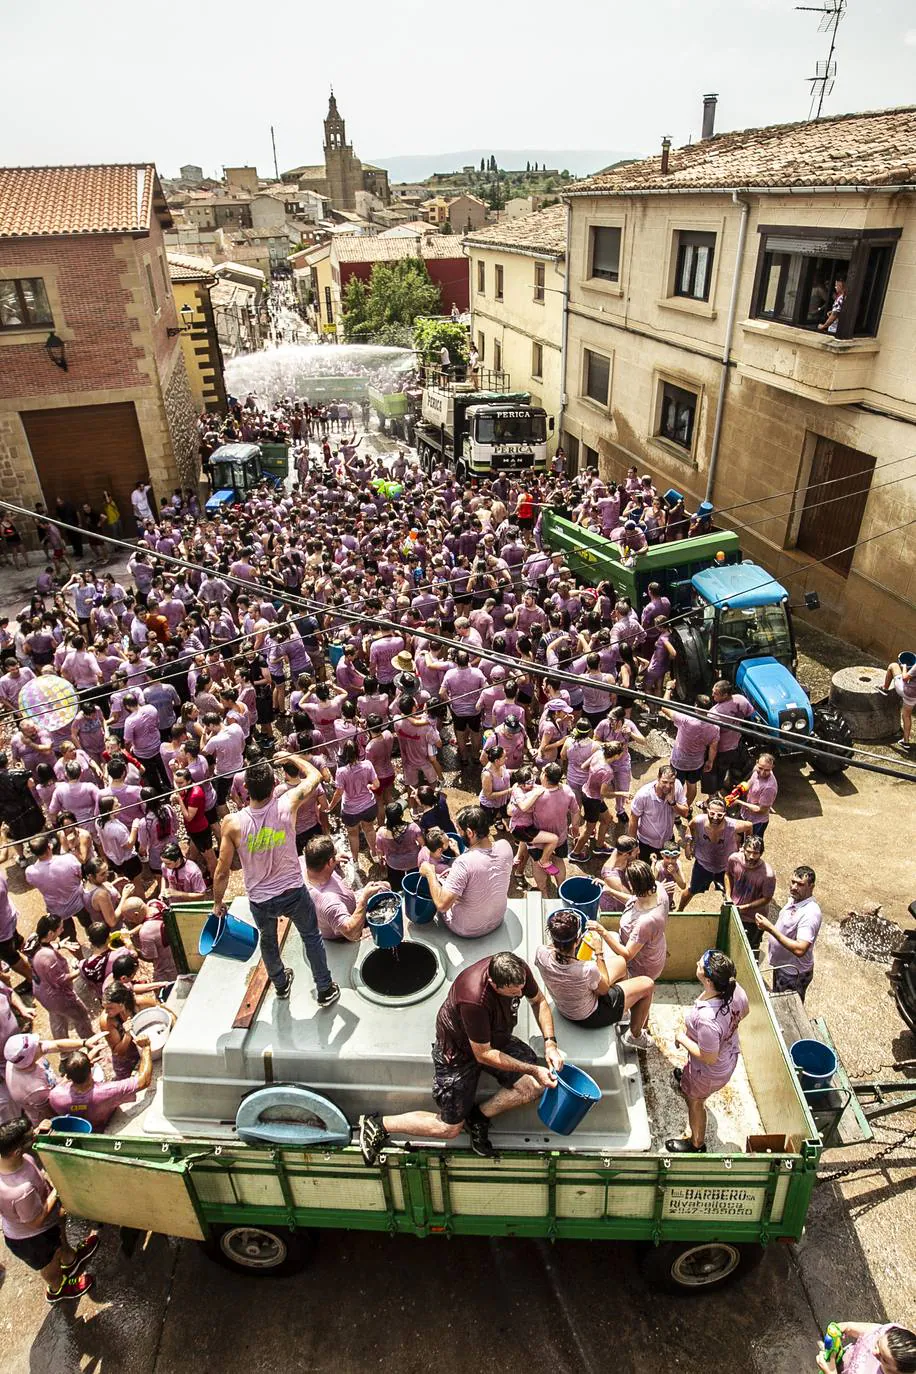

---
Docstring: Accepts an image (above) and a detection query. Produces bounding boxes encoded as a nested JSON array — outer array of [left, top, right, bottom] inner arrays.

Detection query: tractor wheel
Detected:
[[810, 704, 853, 775], [670, 626, 712, 703]]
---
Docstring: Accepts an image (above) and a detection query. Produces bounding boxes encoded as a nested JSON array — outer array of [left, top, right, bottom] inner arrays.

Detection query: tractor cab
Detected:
[[690, 563, 797, 678], [205, 444, 276, 513]]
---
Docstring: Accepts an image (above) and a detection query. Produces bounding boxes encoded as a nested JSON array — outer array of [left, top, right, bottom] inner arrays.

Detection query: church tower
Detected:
[[323, 91, 359, 210]]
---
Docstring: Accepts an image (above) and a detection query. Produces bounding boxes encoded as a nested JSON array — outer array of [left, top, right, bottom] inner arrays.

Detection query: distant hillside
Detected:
[[369, 148, 635, 183]]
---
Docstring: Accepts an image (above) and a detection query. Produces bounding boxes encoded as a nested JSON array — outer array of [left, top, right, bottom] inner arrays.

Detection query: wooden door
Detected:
[[796, 436, 875, 577], [22, 402, 148, 530]]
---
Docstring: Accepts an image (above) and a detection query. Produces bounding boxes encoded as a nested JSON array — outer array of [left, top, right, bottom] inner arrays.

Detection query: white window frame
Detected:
[[649, 369, 703, 465], [583, 218, 625, 297], [658, 216, 725, 320]]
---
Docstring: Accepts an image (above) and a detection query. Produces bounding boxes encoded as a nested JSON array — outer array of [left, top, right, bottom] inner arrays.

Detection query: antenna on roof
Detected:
[[796, 0, 846, 120]]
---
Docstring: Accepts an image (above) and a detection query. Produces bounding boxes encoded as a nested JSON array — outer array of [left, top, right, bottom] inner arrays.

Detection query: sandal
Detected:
[[538, 860, 560, 876]]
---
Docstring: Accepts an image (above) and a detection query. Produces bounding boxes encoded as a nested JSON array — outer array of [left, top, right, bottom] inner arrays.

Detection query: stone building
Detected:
[[282, 93, 390, 213], [561, 106, 916, 657], [167, 252, 227, 413], [0, 163, 198, 530]]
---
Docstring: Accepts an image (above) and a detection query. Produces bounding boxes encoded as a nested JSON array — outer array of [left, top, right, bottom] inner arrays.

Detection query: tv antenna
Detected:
[[796, 0, 846, 120]]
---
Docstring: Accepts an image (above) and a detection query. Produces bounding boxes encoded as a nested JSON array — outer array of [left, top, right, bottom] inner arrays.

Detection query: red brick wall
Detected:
[[0, 232, 170, 400]]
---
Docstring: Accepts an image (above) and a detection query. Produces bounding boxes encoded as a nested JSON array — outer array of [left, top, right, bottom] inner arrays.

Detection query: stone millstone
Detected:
[[828, 666, 898, 741]]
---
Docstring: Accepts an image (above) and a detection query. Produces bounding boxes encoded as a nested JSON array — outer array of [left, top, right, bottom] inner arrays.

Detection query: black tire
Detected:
[[670, 626, 712, 702], [455, 460, 468, 484], [640, 1239, 765, 1293], [810, 704, 853, 775], [203, 1224, 316, 1277], [890, 931, 916, 1034]]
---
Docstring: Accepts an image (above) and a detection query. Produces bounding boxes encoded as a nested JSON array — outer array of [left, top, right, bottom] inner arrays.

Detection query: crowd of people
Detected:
[[0, 406, 835, 1304]]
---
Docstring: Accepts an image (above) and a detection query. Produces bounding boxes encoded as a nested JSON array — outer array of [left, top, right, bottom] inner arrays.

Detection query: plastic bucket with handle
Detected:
[[401, 870, 436, 924], [790, 1039, 837, 1096], [199, 910, 260, 961], [328, 644, 345, 668], [899, 651, 916, 669], [50, 1115, 93, 1135], [558, 877, 603, 924], [537, 1063, 602, 1135], [445, 832, 467, 859], [366, 891, 404, 948]]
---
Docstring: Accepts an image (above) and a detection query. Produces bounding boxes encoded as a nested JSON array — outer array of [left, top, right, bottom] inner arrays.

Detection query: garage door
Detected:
[[22, 402, 148, 532]]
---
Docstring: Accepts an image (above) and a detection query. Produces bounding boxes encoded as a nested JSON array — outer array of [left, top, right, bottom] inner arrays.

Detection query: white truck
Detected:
[[415, 376, 551, 482]]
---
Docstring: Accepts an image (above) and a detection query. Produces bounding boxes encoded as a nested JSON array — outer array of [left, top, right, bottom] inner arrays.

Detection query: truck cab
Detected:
[[416, 377, 550, 481], [463, 402, 549, 477]]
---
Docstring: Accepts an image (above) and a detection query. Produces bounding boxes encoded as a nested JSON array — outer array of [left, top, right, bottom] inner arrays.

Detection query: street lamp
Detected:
[[44, 332, 68, 370], [167, 304, 196, 337]]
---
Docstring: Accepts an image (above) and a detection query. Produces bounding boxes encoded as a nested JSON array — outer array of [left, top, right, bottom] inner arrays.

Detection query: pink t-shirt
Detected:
[[442, 665, 487, 717], [48, 1074, 141, 1131], [0, 1154, 59, 1239], [619, 887, 670, 978], [669, 711, 720, 771], [532, 785, 579, 844], [740, 770, 778, 822], [441, 840, 512, 937], [336, 760, 378, 817], [308, 871, 357, 940], [376, 822, 423, 871], [535, 945, 601, 1021]]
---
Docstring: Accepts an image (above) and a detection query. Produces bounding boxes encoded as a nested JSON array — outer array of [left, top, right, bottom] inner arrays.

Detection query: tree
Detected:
[[526, 160, 531, 173], [480, 156, 485, 172], [413, 316, 469, 370], [342, 257, 442, 344]]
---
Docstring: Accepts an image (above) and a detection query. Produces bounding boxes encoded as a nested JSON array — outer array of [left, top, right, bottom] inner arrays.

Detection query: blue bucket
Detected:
[[790, 1039, 837, 1095], [445, 832, 467, 860], [366, 892, 404, 948], [50, 1115, 93, 1135], [663, 487, 684, 506], [899, 651, 916, 669], [538, 1063, 602, 1135], [401, 870, 436, 924], [329, 643, 345, 668], [558, 877, 603, 923], [199, 910, 260, 961]]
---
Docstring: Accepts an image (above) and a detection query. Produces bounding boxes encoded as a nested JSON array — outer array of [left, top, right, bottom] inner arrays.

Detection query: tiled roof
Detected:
[[567, 106, 916, 195], [167, 250, 216, 282], [332, 235, 465, 263], [463, 203, 567, 256], [284, 165, 327, 181], [0, 164, 168, 237]]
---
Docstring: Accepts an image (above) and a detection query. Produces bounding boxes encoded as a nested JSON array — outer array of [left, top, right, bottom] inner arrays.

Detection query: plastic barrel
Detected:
[[537, 1064, 602, 1136], [401, 870, 436, 924], [50, 1115, 93, 1135], [790, 1039, 837, 1094], [366, 892, 404, 949], [199, 911, 260, 961], [558, 877, 603, 923]]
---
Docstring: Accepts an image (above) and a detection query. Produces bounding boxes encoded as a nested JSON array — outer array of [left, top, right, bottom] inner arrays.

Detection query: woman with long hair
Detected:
[[667, 949, 750, 1153], [602, 859, 669, 1050]]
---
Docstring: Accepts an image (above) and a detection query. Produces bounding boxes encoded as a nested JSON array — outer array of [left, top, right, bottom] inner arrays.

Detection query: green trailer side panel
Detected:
[[36, 1144, 206, 1241], [258, 442, 289, 478]]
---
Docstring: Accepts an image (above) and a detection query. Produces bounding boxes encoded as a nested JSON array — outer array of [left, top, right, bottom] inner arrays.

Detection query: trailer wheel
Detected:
[[670, 626, 712, 702], [640, 1239, 763, 1292], [810, 704, 853, 775], [203, 1224, 315, 1277]]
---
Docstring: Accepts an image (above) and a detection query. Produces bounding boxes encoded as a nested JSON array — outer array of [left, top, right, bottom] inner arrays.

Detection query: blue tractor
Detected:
[[669, 562, 852, 775], [204, 444, 281, 514]]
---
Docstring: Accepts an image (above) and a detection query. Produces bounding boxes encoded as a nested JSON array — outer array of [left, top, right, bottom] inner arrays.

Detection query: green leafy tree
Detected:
[[480, 156, 485, 172], [413, 316, 469, 370], [342, 258, 442, 343]]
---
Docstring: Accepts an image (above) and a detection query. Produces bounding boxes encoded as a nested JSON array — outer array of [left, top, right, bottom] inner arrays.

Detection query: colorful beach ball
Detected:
[[18, 674, 79, 733]]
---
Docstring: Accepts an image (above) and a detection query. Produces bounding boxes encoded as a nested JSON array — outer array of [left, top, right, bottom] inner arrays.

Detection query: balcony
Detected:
[[736, 318, 880, 406]]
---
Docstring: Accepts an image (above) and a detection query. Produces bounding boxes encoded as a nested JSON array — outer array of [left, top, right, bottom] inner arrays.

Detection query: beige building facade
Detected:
[[562, 108, 916, 658], [465, 205, 566, 453]]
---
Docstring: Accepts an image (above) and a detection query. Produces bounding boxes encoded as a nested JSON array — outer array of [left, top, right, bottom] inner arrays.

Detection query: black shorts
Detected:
[[528, 840, 569, 861], [214, 775, 232, 806], [582, 795, 608, 824], [113, 854, 143, 881], [431, 1037, 538, 1126], [772, 965, 814, 1003], [674, 765, 703, 785], [0, 929, 24, 965], [511, 825, 538, 844], [451, 711, 481, 734], [188, 825, 215, 852], [5, 805, 45, 841], [689, 860, 726, 895], [342, 803, 378, 827], [205, 805, 220, 827], [4, 1224, 62, 1271], [574, 984, 626, 1029], [584, 710, 608, 731]]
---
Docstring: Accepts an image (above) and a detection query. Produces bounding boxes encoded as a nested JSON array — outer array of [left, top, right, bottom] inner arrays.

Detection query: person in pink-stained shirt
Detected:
[[419, 805, 512, 939]]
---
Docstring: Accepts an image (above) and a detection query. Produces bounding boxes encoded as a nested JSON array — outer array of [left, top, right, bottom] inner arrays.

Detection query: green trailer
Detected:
[[257, 441, 290, 481], [35, 900, 820, 1291], [541, 510, 742, 613], [295, 376, 369, 403], [368, 385, 409, 420]]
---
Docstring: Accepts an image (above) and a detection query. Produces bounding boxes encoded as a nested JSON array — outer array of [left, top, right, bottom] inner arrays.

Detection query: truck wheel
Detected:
[[456, 460, 468, 484], [810, 704, 853, 775], [670, 626, 712, 702], [640, 1239, 764, 1293], [203, 1224, 315, 1277]]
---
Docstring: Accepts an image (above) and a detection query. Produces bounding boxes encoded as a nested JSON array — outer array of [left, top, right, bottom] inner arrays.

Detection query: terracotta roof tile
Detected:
[[463, 203, 567, 256], [167, 250, 216, 282], [0, 164, 167, 237], [332, 236, 465, 263], [567, 106, 916, 195]]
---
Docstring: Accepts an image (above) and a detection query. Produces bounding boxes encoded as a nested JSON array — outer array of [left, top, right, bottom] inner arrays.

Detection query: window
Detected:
[[657, 381, 697, 451], [589, 226, 621, 283], [674, 230, 715, 301], [477, 260, 486, 294], [159, 251, 171, 297], [494, 264, 504, 300], [145, 262, 159, 311], [493, 338, 502, 372], [477, 330, 485, 360], [751, 227, 899, 338], [0, 277, 53, 330], [583, 349, 610, 406], [534, 261, 545, 303], [324, 285, 334, 324], [531, 341, 543, 378], [584, 444, 599, 470]]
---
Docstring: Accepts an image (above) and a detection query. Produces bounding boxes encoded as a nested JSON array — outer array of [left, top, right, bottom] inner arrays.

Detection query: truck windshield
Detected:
[[475, 413, 546, 445], [716, 603, 793, 665]]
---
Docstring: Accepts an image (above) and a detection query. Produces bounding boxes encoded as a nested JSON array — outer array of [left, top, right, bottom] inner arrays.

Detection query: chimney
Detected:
[[660, 137, 672, 175], [702, 93, 718, 140]]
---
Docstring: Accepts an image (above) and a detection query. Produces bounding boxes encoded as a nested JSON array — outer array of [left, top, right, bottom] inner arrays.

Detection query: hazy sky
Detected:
[[4, 0, 914, 176]]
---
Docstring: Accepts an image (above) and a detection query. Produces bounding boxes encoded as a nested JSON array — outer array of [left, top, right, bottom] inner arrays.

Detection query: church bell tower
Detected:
[[323, 90, 358, 210]]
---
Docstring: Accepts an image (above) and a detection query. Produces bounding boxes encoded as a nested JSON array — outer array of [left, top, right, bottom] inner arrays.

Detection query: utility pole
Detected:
[[796, 0, 846, 119], [271, 125, 279, 181]]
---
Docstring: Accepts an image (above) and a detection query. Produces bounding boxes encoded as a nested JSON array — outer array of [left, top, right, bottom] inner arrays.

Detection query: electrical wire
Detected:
[[2, 496, 914, 782]]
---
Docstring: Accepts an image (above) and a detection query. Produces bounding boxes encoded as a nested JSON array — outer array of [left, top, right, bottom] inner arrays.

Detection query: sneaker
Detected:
[[621, 1028, 653, 1051], [570, 848, 591, 864], [46, 1272, 95, 1304], [275, 968, 295, 1000], [592, 845, 616, 857], [316, 981, 340, 1009], [62, 1232, 99, 1276], [465, 1107, 496, 1159], [672, 1067, 683, 1089], [358, 1113, 389, 1167], [665, 1137, 706, 1154], [895, 739, 913, 750]]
